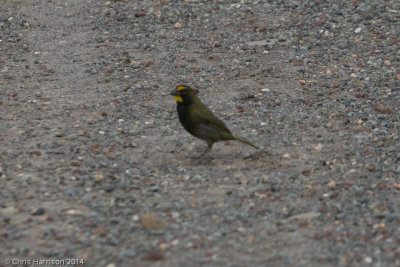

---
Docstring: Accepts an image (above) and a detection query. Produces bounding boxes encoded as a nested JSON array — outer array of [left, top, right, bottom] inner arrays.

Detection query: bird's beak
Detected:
[[170, 89, 179, 96]]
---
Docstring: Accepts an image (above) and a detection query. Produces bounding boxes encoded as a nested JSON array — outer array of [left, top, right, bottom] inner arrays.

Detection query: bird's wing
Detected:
[[189, 102, 232, 134]]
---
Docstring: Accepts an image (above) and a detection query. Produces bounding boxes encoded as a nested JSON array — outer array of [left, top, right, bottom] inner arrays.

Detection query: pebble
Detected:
[[31, 208, 45, 216], [314, 143, 323, 151], [94, 173, 104, 180], [140, 213, 167, 231], [1, 206, 17, 216], [288, 212, 321, 220], [141, 250, 164, 261], [171, 212, 180, 219], [364, 257, 373, 264], [327, 180, 336, 188], [375, 104, 394, 114]]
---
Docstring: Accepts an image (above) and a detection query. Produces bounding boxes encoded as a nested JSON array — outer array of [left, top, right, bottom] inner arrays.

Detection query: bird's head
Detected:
[[170, 85, 199, 105]]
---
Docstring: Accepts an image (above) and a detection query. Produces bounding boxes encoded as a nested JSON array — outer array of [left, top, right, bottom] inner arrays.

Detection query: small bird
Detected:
[[171, 85, 258, 157]]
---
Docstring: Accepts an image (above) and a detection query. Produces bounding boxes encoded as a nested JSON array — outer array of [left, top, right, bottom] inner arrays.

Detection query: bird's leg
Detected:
[[194, 145, 213, 165], [198, 145, 211, 158], [192, 141, 213, 160]]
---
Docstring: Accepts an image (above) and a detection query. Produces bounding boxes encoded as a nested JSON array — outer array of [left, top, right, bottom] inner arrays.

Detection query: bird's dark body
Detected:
[[171, 85, 258, 151], [177, 101, 233, 148]]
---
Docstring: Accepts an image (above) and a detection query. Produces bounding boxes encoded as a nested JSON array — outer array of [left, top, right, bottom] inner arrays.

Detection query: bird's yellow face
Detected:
[[171, 85, 194, 104], [173, 86, 186, 103], [174, 95, 183, 103]]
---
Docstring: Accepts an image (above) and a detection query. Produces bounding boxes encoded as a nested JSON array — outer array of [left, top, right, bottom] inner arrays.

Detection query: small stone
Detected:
[[94, 227, 108, 236], [299, 80, 306, 86], [159, 242, 168, 250], [90, 144, 100, 151], [236, 105, 244, 113], [135, 11, 146, 17], [140, 213, 167, 231], [171, 212, 180, 219], [31, 207, 45, 216], [327, 180, 336, 188], [246, 39, 273, 46], [367, 164, 375, 172], [151, 185, 162, 192], [375, 104, 394, 114], [104, 184, 115, 193], [54, 131, 64, 137], [141, 250, 164, 261], [314, 143, 323, 151], [355, 27, 362, 33], [332, 82, 340, 88], [288, 212, 320, 220], [373, 223, 385, 229], [363, 257, 372, 264], [1, 206, 18, 216], [392, 184, 400, 189], [174, 22, 182, 28], [65, 209, 83, 215], [95, 173, 104, 180]]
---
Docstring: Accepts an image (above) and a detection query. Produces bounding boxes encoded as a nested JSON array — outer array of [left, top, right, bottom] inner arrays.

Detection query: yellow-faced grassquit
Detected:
[[171, 85, 258, 156]]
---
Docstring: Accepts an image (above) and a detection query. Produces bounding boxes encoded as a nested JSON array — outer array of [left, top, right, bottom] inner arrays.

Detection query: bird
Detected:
[[170, 85, 258, 157]]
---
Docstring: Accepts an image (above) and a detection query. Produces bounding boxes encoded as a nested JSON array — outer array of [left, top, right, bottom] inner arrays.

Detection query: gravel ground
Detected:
[[1, 0, 399, 266]]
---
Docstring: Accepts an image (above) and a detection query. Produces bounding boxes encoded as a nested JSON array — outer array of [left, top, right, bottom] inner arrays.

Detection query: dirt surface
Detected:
[[1, 0, 399, 266]]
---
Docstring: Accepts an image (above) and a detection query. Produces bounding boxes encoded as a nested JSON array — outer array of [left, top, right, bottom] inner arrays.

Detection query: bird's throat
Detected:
[[174, 95, 183, 103]]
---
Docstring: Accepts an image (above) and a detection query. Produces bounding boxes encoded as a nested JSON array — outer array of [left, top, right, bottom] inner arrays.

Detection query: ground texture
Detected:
[[1, 0, 399, 266]]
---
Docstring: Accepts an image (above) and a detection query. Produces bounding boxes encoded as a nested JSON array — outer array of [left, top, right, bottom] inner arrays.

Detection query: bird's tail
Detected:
[[233, 135, 259, 149]]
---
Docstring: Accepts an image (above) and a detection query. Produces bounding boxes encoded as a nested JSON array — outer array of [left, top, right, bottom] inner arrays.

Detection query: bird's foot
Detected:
[[191, 148, 213, 164], [195, 155, 213, 165], [191, 147, 211, 159]]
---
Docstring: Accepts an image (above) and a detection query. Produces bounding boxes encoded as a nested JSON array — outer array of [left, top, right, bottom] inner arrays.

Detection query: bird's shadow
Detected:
[[187, 146, 270, 165]]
